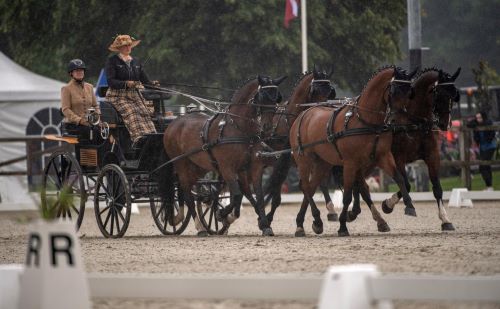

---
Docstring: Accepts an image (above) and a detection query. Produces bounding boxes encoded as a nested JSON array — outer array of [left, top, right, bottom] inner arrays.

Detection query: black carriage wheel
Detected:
[[94, 164, 131, 238], [41, 151, 86, 230], [150, 181, 191, 235], [195, 183, 229, 235]]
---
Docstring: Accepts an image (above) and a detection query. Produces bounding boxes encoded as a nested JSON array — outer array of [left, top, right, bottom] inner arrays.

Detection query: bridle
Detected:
[[354, 76, 413, 127], [430, 81, 458, 130], [223, 83, 282, 138]]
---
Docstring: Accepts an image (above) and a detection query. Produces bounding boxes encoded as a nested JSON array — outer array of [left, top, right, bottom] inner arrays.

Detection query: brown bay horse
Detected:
[[249, 68, 335, 227], [289, 66, 417, 237], [161, 76, 285, 236], [381, 67, 461, 231]]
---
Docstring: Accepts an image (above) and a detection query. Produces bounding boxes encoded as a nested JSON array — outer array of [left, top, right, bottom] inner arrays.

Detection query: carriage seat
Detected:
[[99, 101, 124, 125]]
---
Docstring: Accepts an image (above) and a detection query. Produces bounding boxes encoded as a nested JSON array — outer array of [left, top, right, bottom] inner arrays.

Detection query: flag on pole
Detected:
[[284, 0, 299, 28]]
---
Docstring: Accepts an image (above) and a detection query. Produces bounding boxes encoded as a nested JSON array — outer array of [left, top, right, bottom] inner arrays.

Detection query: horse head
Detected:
[[310, 65, 336, 101], [254, 75, 287, 133], [432, 67, 461, 130], [385, 67, 418, 124]]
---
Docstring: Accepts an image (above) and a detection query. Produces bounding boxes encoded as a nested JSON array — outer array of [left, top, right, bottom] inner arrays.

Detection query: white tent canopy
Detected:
[[0, 51, 63, 101], [0, 51, 65, 209]]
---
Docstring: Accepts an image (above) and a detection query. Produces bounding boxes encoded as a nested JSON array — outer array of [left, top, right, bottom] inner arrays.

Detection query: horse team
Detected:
[[158, 65, 461, 237]]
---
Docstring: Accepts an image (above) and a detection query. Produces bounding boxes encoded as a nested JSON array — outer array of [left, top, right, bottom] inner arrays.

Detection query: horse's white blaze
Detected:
[[326, 201, 337, 214], [438, 201, 451, 224]]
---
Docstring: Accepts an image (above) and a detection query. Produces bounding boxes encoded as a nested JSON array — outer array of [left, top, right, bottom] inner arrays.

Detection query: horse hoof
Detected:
[[312, 222, 323, 235], [197, 231, 209, 237], [295, 228, 306, 237], [327, 213, 338, 222], [337, 230, 350, 237], [441, 223, 455, 231], [382, 200, 394, 214], [262, 228, 274, 236], [404, 207, 417, 217], [346, 211, 358, 222], [377, 222, 391, 232]]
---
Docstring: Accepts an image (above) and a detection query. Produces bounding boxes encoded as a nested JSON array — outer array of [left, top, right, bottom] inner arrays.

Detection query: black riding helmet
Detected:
[[67, 59, 86, 73]]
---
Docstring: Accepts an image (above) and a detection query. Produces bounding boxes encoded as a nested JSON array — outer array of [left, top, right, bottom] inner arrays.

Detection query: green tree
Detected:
[[472, 60, 500, 112], [421, 0, 500, 86]]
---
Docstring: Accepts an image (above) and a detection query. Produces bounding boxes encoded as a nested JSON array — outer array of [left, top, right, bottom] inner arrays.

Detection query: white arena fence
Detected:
[[1, 189, 499, 212], [1, 264, 499, 309]]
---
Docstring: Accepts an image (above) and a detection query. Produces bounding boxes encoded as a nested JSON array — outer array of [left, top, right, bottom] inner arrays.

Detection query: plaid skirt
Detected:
[[106, 88, 156, 143]]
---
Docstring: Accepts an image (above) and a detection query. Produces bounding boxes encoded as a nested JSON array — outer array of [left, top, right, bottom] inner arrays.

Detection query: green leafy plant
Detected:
[[40, 185, 75, 220]]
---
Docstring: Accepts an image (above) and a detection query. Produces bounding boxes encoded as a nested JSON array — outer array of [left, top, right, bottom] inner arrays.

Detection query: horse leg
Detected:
[[320, 176, 338, 222], [307, 160, 331, 235], [294, 155, 321, 237], [266, 153, 292, 224], [177, 167, 208, 237], [381, 162, 415, 216], [357, 178, 390, 232], [378, 155, 414, 215], [338, 163, 356, 237], [401, 170, 416, 216], [294, 193, 309, 237], [427, 157, 455, 231], [346, 179, 361, 222], [251, 168, 274, 236]]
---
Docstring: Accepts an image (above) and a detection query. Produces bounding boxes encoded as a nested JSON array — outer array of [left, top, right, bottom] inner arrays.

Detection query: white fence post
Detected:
[[448, 188, 473, 208], [318, 264, 390, 309], [0, 264, 23, 309]]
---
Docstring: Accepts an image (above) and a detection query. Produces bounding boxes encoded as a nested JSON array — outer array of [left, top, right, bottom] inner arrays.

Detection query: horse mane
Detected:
[[287, 71, 314, 98], [414, 67, 440, 80], [231, 76, 258, 103], [292, 71, 313, 88], [360, 65, 403, 94]]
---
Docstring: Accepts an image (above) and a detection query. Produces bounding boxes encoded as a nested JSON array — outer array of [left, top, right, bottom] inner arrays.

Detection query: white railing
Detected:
[[2, 264, 499, 309]]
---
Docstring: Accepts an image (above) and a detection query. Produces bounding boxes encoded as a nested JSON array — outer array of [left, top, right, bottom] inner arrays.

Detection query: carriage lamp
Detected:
[[85, 108, 101, 141], [86, 108, 100, 126]]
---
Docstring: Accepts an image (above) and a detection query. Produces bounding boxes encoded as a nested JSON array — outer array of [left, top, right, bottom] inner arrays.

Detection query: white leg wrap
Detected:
[[326, 201, 337, 214], [226, 213, 237, 224], [370, 204, 382, 221], [194, 216, 206, 231], [387, 193, 400, 209], [438, 202, 451, 224], [172, 206, 185, 225]]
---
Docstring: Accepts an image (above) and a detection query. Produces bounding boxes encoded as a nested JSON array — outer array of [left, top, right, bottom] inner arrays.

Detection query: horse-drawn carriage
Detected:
[[40, 87, 230, 238], [41, 65, 461, 239]]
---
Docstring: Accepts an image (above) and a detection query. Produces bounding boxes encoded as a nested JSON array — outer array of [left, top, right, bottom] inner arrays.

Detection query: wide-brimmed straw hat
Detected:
[[108, 34, 141, 52]]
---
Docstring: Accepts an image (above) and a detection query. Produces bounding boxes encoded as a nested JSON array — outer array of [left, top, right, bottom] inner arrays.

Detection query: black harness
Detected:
[[200, 112, 259, 171]]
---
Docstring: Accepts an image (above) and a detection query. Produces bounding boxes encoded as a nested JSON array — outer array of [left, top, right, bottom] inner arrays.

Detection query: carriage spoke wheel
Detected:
[[150, 181, 191, 235], [94, 164, 131, 238], [195, 183, 229, 235], [41, 151, 86, 230]]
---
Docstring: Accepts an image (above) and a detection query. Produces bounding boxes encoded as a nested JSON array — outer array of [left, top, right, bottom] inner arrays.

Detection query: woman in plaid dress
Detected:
[[105, 34, 157, 147]]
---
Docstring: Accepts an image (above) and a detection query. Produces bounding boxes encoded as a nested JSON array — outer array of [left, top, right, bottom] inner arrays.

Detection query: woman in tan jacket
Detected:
[[61, 59, 100, 139]]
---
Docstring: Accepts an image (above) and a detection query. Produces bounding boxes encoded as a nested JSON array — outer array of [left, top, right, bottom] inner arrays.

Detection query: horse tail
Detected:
[[156, 148, 176, 206], [263, 153, 292, 206]]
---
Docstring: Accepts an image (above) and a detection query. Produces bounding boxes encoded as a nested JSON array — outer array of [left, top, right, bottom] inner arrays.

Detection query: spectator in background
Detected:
[[467, 111, 497, 191]]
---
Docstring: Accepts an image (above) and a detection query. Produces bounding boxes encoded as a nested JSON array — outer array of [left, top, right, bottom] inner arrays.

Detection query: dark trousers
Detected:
[[479, 149, 495, 187]]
